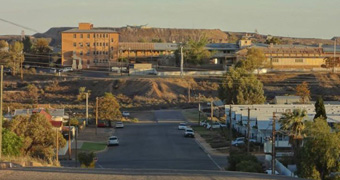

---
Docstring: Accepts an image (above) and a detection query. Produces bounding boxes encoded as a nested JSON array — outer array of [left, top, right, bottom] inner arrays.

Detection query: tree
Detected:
[[314, 96, 327, 120], [265, 37, 281, 45], [297, 118, 340, 180], [69, 118, 79, 126], [78, 152, 96, 168], [184, 37, 211, 65], [26, 84, 39, 103], [218, 68, 266, 104], [31, 38, 52, 54], [6, 114, 66, 163], [279, 109, 307, 161], [22, 36, 32, 53], [236, 48, 267, 73], [98, 93, 121, 127], [296, 81, 311, 104], [228, 33, 239, 43], [5, 41, 24, 76], [0, 40, 8, 49], [228, 151, 262, 172], [77, 87, 91, 101], [2, 128, 23, 156]]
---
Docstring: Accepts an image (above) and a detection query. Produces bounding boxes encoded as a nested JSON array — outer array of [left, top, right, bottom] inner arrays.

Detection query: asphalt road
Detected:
[[96, 110, 221, 170]]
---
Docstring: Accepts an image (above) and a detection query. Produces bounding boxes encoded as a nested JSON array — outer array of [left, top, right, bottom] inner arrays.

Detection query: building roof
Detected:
[[205, 43, 239, 50], [63, 28, 117, 33]]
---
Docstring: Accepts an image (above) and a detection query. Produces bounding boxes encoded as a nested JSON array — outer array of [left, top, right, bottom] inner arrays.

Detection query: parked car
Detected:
[[206, 122, 225, 129], [107, 136, 119, 146], [184, 128, 195, 137], [178, 123, 187, 130], [200, 121, 207, 127], [122, 111, 130, 117], [97, 120, 107, 127], [265, 169, 279, 175], [49, 68, 57, 73], [63, 67, 73, 72], [115, 121, 124, 128], [231, 137, 256, 146]]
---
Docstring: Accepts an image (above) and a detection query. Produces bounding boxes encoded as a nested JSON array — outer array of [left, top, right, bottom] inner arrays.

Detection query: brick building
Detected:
[[61, 23, 119, 69]]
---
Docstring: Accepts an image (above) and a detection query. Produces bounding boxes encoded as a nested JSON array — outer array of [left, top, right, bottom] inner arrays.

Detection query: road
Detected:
[[96, 110, 223, 170]]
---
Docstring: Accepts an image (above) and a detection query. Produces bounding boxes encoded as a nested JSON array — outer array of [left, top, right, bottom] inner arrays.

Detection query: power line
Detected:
[[0, 18, 40, 33]]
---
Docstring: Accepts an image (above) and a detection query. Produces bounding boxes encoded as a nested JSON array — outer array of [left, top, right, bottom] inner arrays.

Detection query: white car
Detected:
[[265, 169, 280, 175], [184, 128, 195, 137], [178, 123, 187, 130], [62, 67, 73, 72], [200, 121, 207, 127], [231, 137, 256, 146], [122, 111, 130, 117], [107, 136, 119, 146], [115, 121, 124, 128]]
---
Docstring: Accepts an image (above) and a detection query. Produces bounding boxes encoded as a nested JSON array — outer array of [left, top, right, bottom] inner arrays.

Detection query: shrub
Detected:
[[78, 152, 96, 167], [228, 151, 259, 171], [2, 128, 23, 156], [235, 160, 263, 173]]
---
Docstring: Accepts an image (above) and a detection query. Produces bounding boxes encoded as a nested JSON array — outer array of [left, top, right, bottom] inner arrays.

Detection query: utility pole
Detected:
[[85, 93, 88, 125], [247, 107, 251, 154], [68, 112, 71, 160], [180, 45, 184, 77], [75, 126, 78, 167], [96, 97, 98, 135], [20, 54, 23, 81], [56, 128, 58, 163], [198, 93, 201, 125], [0, 65, 3, 160], [333, 39, 337, 73], [229, 105, 233, 151], [188, 83, 191, 103], [272, 112, 276, 175], [210, 100, 213, 122]]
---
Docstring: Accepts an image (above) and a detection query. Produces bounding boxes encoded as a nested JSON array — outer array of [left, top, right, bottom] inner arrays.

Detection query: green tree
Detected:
[[265, 37, 281, 45], [314, 96, 327, 120], [2, 128, 23, 156], [185, 37, 211, 65], [98, 93, 121, 127], [77, 87, 91, 101], [228, 151, 263, 172], [236, 48, 267, 73], [7, 114, 66, 163], [31, 38, 52, 54], [296, 81, 311, 104], [6, 41, 24, 76], [218, 68, 265, 104], [22, 36, 32, 53], [279, 109, 307, 161], [297, 118, 340, 180], [69, 118, 79, 126]]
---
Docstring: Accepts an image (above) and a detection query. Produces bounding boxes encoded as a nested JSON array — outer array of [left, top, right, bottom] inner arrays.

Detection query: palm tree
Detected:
[[279, 109, 307, 161]]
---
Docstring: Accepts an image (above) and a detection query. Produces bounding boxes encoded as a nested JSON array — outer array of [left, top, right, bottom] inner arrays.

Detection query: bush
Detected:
[[78, 152, 95, 167], [2, 128, 23, 156], [228, 151, 260, 171], [236, 160, 263, 173]]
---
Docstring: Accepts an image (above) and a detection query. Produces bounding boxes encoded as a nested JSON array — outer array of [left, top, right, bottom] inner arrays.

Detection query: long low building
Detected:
[[61, 22, 340, 70], [225, 104, 340, 148]]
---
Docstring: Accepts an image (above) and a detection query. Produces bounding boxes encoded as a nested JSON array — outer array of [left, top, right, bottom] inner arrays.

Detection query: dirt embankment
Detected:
[[3, 73, 340, 111]]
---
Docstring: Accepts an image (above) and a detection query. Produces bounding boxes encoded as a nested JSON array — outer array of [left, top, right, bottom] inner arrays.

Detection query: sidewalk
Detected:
[[195, 133, 227, 156]]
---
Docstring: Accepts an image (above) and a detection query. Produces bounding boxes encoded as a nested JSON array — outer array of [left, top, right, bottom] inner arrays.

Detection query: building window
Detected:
[[73, 34, 76, 38], [272, 58, 279, 63], [93, 34, 95, 38], [99, 34, 102, 38], [100, 43, 102, 46], [80, 51, 83, 56], [111, 38, 114, 42], [87, 60, 90, 64], [87, 51, 90, 56], [93, 43, 96, 46], [86, 43, 90, 47], [106, 43, 108, 46], [106, 34, 108, 38], [79, 42, 83, 47], [295, 58, 304, 63], [87, 34, 90, 38], [80, 34, 83, 38], [111, 47, 114, 51], [73, 42, 76, 47]]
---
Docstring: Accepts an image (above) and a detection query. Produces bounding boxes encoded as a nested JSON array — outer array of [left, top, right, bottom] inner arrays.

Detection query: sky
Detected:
[[0, 0, 339, 39]]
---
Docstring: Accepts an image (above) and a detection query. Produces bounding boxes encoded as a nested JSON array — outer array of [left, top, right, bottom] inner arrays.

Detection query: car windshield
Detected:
[[186, 130, 193, 132], [180, 123, 186, 126], [117, 122, 122, 124], [110, 137, 117, 140]]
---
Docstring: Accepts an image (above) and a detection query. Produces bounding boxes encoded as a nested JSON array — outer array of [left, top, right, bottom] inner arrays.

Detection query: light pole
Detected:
[[180, 45, 184, 77], [68, 111, 72, 160]]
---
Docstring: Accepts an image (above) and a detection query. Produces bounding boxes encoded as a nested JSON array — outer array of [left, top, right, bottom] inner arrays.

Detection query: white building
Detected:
[[225, 104, 340, 148]]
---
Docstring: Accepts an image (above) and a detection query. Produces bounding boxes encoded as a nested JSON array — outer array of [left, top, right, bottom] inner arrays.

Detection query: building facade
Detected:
[[61, 23, 119, 69]]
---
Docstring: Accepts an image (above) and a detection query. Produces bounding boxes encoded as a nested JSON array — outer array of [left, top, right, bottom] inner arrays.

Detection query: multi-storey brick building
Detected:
[[61, 23, 119, 69]]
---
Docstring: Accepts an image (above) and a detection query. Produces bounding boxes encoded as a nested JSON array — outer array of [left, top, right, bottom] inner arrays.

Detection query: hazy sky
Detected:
[[0, 0, 339, 39]]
